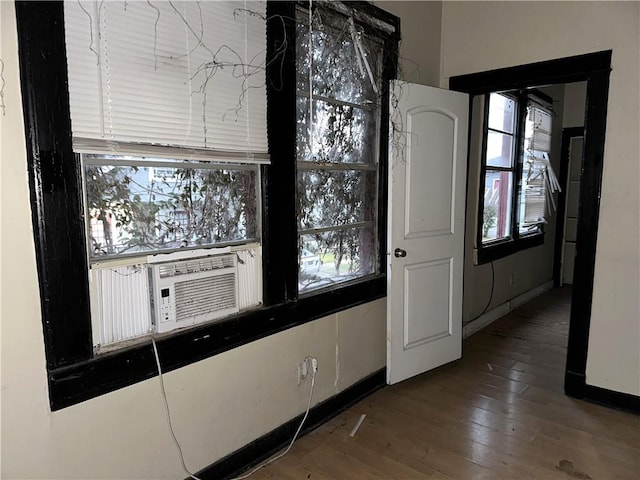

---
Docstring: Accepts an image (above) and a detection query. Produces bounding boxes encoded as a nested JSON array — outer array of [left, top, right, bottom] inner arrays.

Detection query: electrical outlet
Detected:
[[509, 273, 514, 285], [297, 358, 309, 385], [297, 356, 318, 385]]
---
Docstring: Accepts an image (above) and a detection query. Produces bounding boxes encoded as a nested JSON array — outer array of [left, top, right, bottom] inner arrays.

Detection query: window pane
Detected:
[[298, 169, 377, 230], [488, 93, 516, 133], [297, 97, 377, 164], [486, 131, 514, 168], [85, 163, 258, 258], [299, 226, 377, 292], [296, 8, 383, 105], [482, 170, 513, 243]]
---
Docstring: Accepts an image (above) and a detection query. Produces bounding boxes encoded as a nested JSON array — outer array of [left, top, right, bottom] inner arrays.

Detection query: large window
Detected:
[[295, 5, 386, 292], [16, 1, 398, 409], [477, 90, 557, 262]]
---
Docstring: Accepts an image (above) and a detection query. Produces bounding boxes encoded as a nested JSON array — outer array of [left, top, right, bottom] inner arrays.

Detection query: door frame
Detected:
[[449, 50, 611, 401], [553, 127, 585, 288]]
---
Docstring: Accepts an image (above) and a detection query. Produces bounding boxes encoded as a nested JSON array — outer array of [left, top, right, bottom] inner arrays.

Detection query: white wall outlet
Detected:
[[297, 358, 309, 385]]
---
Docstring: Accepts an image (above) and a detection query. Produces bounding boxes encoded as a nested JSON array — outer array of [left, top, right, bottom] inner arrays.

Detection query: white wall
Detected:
[[442, 1, 640, 396], [0, 2, 440, 478], [376, 0, 442, 87]]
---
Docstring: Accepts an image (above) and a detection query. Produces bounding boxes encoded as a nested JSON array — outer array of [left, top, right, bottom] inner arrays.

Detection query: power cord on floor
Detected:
[[230, 356, 318, 480], [151, 337, 202, 480]]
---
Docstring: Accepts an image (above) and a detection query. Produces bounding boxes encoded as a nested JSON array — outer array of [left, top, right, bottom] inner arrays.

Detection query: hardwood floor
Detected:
[[251, 287, 640, 479]]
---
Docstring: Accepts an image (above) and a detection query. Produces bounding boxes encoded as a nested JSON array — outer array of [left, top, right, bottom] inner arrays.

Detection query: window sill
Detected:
[[48, 275, 386, 411], [476, 234, 544, 264]]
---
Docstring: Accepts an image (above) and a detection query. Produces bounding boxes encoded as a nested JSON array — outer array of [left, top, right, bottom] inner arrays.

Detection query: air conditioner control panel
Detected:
[[160, 288, 174, 323]]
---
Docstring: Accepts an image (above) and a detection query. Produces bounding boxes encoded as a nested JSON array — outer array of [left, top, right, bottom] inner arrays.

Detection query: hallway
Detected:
[[250, 287, 639, 479]]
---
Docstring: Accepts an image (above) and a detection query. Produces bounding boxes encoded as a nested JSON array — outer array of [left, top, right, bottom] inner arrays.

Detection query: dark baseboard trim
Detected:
[[191, 369, 386, 480], [583, 385, 640, 414], [565, 370, 639, 414]]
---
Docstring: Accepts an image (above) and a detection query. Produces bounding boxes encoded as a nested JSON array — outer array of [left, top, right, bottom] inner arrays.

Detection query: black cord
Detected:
[[467, 260, 495, 324]]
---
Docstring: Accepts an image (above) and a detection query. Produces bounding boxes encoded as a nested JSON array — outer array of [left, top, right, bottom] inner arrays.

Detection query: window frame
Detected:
[[294, 2, 387, 294], [476, 89, 553, 264], [15, 1, 399, 410]]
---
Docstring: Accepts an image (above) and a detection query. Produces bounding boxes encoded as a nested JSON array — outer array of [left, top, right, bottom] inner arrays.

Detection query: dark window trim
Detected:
[[15, 1, 399, 410], [450, 50, 612, 403], [475, 90, 550, 264]]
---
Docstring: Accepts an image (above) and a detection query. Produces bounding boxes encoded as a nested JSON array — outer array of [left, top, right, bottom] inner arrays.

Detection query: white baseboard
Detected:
[[463, 280, 554, 339]]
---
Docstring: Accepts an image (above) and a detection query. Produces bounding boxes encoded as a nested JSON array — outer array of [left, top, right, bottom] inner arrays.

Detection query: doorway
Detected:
[[449, 50, 612, 400]]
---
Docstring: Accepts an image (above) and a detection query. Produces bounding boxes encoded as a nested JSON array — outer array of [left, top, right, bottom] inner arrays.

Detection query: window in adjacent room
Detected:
[[477, 90, 559, 263], [481, 92, 517, 244]]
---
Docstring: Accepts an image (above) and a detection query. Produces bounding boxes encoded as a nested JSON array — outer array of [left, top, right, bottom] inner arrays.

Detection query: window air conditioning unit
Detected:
[[149, 253, 239, 334]]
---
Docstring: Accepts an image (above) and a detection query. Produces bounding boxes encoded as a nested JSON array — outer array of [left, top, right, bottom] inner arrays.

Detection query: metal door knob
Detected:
[[394, 248, 407, 258]]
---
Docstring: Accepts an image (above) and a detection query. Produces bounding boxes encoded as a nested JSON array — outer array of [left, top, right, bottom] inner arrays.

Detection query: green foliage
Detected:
[[86, 164, 257, 258], [483, 204, 498, 238]]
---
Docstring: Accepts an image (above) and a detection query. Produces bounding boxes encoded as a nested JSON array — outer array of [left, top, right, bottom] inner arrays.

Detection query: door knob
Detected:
[[394, 248, 407, 258]]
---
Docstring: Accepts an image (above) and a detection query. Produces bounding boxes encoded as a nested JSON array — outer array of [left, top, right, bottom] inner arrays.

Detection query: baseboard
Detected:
[[583, 385, 640, 413], [463, 303, 510, 338], [463, 280, 554, 339], [510, 280, 554, 309], [565, 370, 640, 414], [191, 369, 386, 480]]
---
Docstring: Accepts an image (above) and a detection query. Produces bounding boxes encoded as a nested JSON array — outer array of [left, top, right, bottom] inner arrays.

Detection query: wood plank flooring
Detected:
[[252, 287, 639, 479]]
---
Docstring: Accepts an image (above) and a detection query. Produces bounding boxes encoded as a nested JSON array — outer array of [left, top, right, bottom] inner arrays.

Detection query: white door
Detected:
[[387, 81, 468, 385]]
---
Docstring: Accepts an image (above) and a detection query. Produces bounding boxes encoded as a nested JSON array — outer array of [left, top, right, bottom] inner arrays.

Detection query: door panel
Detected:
[[387, 81, 468, 385], [403, 258, 453, 348], [405, 109, 456, 237]]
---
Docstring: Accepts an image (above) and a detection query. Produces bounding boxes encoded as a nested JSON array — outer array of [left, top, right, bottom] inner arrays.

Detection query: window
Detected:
[[63, 1, 269, 348], [477, 90, 558, 262], [16, 1, 399, 409], [85, 158, 259, 258], [295, 4, 386, 292], [481, 92, 517, 243]]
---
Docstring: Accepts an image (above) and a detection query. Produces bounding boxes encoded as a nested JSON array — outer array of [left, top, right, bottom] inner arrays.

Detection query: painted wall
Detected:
[[563, 81, 587, 128], [376, 0, 442, 87], [442, 1, 640, 396], [462, 85, 565, 323], [0, 1, 441, 478]]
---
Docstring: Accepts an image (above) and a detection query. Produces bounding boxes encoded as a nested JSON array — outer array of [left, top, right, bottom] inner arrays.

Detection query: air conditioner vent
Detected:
[[174, 273, 237, 322], [158, 255, 235, 278]]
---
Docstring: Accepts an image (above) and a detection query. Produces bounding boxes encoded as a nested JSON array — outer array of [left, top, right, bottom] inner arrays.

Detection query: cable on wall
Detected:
[[151, 337, 203, 480], [230, 357, 318, 479], [466, 260, 495, 325]]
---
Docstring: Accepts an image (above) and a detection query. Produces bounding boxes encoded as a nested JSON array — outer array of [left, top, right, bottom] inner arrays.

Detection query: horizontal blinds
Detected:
[[74, 138, 269, 165], [64, 1, 268, 158], [527, 106, 552, 154], [522, 103, 558, 226]]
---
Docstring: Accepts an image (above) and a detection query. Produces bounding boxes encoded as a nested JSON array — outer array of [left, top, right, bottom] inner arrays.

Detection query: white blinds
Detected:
[[522, 103, 560, 227], [64, 1, 268, 162], [527, 106, 552, 154]]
